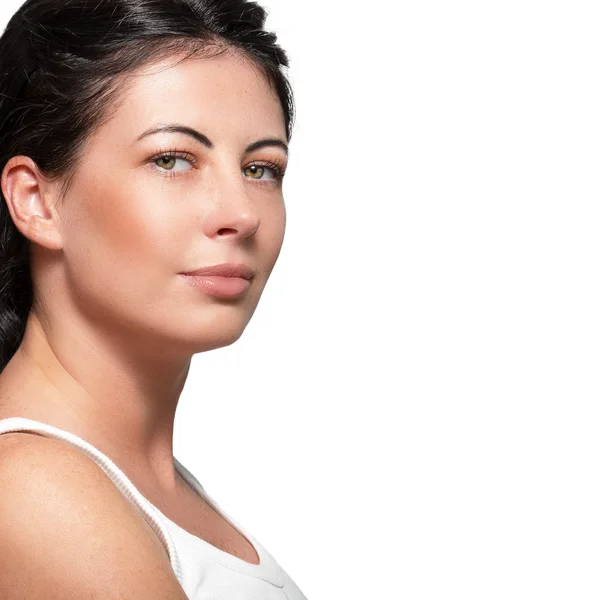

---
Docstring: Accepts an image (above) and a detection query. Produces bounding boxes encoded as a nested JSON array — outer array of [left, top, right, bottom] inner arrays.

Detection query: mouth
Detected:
[[179, 262, 254, 299], [179, 273, 252, 299], [180, 262, 255, 280]]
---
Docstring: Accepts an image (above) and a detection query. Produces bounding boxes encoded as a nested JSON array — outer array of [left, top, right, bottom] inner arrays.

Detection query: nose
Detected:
[[202, 163, 261, 242]]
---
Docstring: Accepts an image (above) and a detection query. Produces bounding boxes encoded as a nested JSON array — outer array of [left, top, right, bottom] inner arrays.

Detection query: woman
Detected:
[[0, 0, 305, 598]]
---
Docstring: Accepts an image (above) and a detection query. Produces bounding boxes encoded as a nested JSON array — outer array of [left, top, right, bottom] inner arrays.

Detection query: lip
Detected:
[[179, 262, 254, 299], [180, 263, 255, 280]]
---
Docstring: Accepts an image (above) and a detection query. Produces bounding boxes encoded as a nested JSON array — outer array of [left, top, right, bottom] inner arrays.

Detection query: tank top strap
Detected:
[[0, 416, 183, 583]]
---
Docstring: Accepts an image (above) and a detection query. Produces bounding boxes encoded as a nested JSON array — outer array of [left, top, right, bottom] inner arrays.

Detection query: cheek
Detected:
[[262, 200, 286, 268], [84, 176, 171, 246], [63, 176, 178, 293], [58, 179, 187, 334]]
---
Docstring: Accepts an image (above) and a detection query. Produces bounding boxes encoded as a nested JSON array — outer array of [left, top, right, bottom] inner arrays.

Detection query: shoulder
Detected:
[[0, 432, 186, 599], [0, 431, 126, 513]]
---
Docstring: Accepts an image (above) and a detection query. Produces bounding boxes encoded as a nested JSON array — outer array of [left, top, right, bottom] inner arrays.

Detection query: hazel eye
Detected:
[[155, 156, 192, 172], [244, 165, 268, 179], [157, 156, 177, 169], [150, 151, 195, 176], [243, 162, 285, 183]]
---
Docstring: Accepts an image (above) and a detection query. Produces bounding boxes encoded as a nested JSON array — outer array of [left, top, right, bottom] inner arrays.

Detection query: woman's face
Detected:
[[49, 50, 288, 355]]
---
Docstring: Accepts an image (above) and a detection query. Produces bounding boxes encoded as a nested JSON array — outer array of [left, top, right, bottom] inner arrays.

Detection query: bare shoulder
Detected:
[[0, 432, 187, 599]]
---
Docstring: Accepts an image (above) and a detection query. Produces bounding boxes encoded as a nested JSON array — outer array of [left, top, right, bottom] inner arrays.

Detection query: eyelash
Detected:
[[147, 149, 287, 185]]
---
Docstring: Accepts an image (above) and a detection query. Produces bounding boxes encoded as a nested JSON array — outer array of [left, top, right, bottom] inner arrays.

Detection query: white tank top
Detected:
[[0, 417, 308, 600]]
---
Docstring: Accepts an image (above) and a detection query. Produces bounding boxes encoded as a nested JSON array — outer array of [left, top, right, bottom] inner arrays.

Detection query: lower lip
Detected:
[[180, 274, 251, 298]]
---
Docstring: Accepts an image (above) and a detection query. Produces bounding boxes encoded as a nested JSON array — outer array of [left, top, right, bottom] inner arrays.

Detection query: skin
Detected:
[[0, 47, 288, 503]]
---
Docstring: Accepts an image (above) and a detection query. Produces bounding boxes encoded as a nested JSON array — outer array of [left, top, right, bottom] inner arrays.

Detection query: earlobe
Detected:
[[1, 155, 63, 251]]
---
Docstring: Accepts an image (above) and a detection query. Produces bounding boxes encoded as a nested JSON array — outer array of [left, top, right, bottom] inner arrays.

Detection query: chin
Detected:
[[137, 300, 256, 356], [197, 329, 245, 352], [180, 319, 249, 354], [149, 328, 244, 359]]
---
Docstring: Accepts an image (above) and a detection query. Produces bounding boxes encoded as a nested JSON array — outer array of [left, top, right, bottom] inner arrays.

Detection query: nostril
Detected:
[[217, 228, 237, 236]]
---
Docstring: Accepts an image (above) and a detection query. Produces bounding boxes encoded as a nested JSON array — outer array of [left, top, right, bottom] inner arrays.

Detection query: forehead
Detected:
[[98, 49, 286, 144]]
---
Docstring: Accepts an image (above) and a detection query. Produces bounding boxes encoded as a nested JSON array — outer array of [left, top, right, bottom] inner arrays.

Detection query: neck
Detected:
[[0, 310, 192, 493]]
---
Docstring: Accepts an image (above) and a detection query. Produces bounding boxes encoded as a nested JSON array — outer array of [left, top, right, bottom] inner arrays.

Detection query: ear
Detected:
[[1, 155, 64, 251]]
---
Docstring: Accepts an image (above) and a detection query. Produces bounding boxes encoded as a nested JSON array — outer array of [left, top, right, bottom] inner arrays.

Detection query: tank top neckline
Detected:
[[0, 416, 282, 586]]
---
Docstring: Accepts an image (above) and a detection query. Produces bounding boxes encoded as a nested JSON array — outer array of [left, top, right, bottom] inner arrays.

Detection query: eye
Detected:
[[149, 151, 196, 177], [243, 161, 286, 185]]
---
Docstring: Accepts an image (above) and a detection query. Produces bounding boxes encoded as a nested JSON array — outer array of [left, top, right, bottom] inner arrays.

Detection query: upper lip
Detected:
[[180, 263, 255, 280]]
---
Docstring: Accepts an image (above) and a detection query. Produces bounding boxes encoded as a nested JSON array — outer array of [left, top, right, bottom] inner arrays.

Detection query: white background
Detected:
[[3, 1, 600, 598]]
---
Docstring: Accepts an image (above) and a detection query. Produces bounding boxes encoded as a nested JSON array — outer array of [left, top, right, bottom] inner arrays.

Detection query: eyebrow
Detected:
[[136, 124, 288, 155]]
